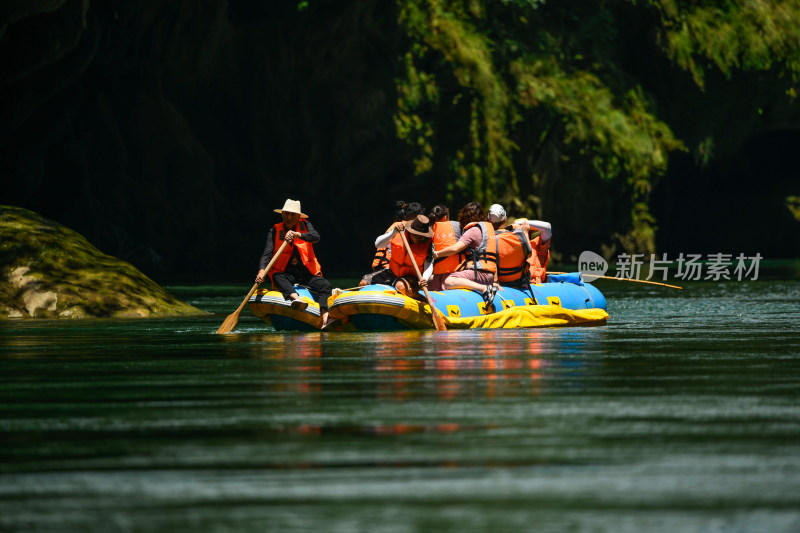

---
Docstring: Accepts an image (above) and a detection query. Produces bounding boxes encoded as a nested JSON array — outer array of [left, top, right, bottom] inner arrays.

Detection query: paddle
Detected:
[[217, 240, 289, 334], [549, 271, 683, 290], [399, 230, 447, 332]]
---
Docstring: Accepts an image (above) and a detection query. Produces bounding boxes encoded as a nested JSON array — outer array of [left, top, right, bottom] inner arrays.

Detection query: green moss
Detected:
[[0, 206, 206, 319]]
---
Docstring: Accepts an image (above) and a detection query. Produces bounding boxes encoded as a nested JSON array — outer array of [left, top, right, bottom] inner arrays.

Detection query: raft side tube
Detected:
[[248, 286, 324, 331], [328, 276, 608, 330]]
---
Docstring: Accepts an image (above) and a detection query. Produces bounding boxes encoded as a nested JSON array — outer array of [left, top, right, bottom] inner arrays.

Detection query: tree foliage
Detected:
[[652, 0, 800, 88], [393, 0, 799, 254]]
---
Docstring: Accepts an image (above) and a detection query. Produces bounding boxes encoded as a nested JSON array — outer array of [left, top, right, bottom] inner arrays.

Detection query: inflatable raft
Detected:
[[248, 273, 608, 331], [248, 286, 328, 332]]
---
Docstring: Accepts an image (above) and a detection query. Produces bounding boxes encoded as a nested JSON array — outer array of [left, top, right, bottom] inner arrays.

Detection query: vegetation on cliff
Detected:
[[0, 206, 205, 318], [394, 0, 800, 255]]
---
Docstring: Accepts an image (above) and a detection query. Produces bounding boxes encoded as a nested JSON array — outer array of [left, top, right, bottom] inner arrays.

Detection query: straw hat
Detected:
[[404, 214, 434, 238], [274, 199, 308, 219]]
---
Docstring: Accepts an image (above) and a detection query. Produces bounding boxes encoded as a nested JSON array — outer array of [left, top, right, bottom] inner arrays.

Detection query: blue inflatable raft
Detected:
[[248, 273, 609, 331]]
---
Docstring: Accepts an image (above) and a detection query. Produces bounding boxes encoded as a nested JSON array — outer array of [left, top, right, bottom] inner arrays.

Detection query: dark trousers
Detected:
[[273, 269, 333, 310]]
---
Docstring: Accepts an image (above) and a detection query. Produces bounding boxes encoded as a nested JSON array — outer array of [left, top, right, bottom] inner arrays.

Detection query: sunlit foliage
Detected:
[[393, 0, 800, 253], [652, 0, 800, 88]]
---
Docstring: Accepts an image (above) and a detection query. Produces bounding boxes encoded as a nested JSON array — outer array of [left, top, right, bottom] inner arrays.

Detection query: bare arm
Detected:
[[434, 240, 467, 259]]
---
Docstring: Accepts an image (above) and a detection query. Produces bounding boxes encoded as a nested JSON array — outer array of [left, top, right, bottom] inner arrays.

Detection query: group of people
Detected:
[[256, 198, 552, 329]]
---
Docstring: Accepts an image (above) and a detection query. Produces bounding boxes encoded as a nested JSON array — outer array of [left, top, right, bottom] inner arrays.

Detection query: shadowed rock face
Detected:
[[1, 1, 403, 281], [0, 205, 205, 318]]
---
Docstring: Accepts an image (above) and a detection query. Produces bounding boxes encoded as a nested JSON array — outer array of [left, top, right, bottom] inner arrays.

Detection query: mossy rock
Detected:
[[0, 206, 206, 319]]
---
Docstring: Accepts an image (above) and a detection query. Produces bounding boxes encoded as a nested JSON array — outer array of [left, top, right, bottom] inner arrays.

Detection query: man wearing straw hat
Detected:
[[256, 199, 334, 327]]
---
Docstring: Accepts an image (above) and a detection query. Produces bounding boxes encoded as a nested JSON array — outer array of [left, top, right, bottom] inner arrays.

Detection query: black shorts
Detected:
[[360, 268, 396, 286], [360, 268, 418, 291]]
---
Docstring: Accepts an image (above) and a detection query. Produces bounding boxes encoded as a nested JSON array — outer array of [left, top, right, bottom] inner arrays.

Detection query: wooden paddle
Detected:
[[399, 230, 447, 332], [217, 240, 289, 334], [549, 271, 683, 290]]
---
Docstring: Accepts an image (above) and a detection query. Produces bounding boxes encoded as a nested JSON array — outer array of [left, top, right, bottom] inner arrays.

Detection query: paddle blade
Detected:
[[216, 311, 241, 334], [432, 310, 447, 332], [422, 287, 447, 332], [217, 281, 262, 334]]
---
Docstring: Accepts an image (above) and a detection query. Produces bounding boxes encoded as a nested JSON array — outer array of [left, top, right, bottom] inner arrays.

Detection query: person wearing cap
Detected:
[[255, 199, 334, 327], [504, 213, 553, 284], [360, 214, 434, 298], [487, 203, 507, 231], [488, 202, 553, 284], [492, 206, 535, 287]]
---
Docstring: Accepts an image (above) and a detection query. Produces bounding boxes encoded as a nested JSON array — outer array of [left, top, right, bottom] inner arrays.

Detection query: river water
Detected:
[[2, 269, 800, 533]]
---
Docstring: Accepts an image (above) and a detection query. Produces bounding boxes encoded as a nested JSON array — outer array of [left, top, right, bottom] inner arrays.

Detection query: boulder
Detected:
[[0, 205, 205, 318]]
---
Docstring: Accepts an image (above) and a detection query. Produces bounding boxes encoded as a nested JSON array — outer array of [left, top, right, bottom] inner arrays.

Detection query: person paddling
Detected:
[[255, 199, 334, 328], [361, 214, 435, 299], [361, 201, 426, 287]]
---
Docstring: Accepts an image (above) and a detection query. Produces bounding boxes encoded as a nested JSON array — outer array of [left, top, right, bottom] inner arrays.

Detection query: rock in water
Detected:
[[0, 205, 205, 318]]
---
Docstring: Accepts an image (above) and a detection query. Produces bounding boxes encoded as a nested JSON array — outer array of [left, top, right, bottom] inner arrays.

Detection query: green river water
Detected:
[[2, 268, 800, 532]]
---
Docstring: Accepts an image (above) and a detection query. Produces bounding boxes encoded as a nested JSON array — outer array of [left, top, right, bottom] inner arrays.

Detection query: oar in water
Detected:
[[399, 230, 447, 332], [549, 271, 683, 290], [217, 240, 289, 334]]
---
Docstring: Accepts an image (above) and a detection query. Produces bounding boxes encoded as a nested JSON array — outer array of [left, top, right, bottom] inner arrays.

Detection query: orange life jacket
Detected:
[[269, 220, 323, 287], [456, 221, 498, 275], [389, 232, 430, 278], [432, 220, 462, 274], [528, 234, 551, 283], [371, 223, 395, 271], [496, 229, 531, 284]]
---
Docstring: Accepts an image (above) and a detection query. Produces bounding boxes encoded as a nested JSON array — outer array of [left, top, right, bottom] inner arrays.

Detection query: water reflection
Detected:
[[2, 280, 800, 533]]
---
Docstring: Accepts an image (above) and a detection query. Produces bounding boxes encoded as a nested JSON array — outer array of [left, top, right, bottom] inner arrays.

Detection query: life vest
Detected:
[[456, 221, 498, 275], [268, 220, 323, 287], [496, 229, 531, 284], [528, 234, 551, 283], [389, 232, 430, 278], [432, 220, 462, 274], [371, 224, 395, 271]]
